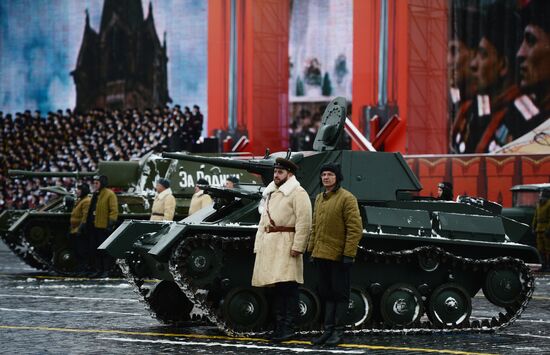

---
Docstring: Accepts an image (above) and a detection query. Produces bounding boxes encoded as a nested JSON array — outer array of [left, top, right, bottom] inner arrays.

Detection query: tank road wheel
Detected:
[[53, 248, 77, 273], [26, 225, 50, 248], [222, 287, 268, 332], [427, 283, 472, 327], [483, 267, 523, 308], [187, 246, 222, 288], [380, 283, 424, 327], [343, 288, 372, 327], [147, 280, 193, 323], [296, 287, 321, 329]]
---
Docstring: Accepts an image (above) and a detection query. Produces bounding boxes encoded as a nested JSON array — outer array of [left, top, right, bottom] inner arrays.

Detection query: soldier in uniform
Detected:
[[85, 175, 118, 276], [308, 163, 362, 346], [501, 0, 550, 143], [225, 176, 239, 189], [532, 189, 550, 271], [252, 158, 312, 342], [69, 183, 91, 272], [188, 178, 213, 215], [437, 182, 454, 201], [451, 1, 521, 153], [150, 178, 176, 221], [447, 4, 479, 121]]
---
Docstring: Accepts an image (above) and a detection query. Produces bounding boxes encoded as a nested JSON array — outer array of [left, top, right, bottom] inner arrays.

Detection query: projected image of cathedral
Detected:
[[71, 0, 171, 112]]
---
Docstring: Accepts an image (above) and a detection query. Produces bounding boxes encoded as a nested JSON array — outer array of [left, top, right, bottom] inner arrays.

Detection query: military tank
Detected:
[[502, 183, 550, 247], [1, 152, 260, 275], [100, 97, 539, 334]]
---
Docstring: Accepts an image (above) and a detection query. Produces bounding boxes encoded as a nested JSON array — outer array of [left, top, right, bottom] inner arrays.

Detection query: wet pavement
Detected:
[[0, 241, 549, 355]]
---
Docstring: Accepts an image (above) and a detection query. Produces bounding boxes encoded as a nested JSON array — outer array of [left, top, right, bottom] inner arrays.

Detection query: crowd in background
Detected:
[[289, 108, 323, 152], [0, 105, 203, 211]]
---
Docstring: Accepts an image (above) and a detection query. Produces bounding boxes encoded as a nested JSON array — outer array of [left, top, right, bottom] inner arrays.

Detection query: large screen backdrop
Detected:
[[448, 0, 549, 154], [0, 0, 207, 119]]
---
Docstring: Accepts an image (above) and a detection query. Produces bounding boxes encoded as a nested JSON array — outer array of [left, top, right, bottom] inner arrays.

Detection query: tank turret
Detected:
[[100, 97, 539, 333], [1, 153, 260, 276]]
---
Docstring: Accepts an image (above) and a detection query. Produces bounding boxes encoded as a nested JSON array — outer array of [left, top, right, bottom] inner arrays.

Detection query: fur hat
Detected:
[[320, 162, 343, 183], [274, 158, 298, 174], [197, 178, 209, 186], [78, 183, 90, 197], [226, 176, 240, 185], [94, 175, 108, 188], [157, 178, 170, 189], [438, 181, 454, 200]]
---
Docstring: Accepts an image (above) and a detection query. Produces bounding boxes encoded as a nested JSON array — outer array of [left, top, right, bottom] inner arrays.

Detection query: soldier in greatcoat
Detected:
[[150, 178, 176, 221], [252, 158, 312, 342]]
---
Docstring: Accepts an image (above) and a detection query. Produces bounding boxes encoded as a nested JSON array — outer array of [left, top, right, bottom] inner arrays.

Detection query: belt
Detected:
[[265, 225, 295, 233], [151, 212, 164, 216]]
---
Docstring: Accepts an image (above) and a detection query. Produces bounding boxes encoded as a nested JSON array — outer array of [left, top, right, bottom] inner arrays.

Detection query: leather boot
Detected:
[[270, 296, 285, 340], [312, 301, 335, 345], [324, 301, 348, 346], [272, 295, 297, 342]]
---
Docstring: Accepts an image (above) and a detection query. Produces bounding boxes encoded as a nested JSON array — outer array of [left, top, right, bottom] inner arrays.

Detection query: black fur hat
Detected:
[[78, 183, 90, 197], [274, 157, 299, 174], [94, 175, 108, 189], [438, 181, 454, 201], [320, 163, 343, 183], [197, 178, 209, 186], [226, 176, 240, 185]]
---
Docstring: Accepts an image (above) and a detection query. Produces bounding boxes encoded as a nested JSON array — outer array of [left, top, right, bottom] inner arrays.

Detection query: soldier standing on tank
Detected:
[[188, 178, 213, 215], [85, 175, 118, 276], [307, 163, 362, 346], [70, 183, 91, 272], [252, 158, 312, 342], [150, 178, 176, 221], [225, 176, 239, 189], [532, 189, 550, 272], [436, 182, 454, 201]]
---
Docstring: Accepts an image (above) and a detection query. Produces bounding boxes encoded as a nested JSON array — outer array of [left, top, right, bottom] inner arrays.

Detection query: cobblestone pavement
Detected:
[[0, 242, 549, 354]]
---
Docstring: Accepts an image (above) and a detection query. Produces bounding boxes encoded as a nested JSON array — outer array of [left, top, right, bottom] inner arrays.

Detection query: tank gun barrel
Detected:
[[162, 152, 274, 184], [8, 170, 97, 178]]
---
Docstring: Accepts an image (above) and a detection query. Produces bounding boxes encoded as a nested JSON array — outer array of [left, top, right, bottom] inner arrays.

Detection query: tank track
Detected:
[[22, 238, 122, 278], [0, 232, 47, 271], [168, 233, 535, 337], [6, 218, 121, 277], [118, 258, 206, 326]]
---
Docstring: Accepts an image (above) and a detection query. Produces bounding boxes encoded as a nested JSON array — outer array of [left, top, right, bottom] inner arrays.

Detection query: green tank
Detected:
[[0, 152, 260, 275], [502, 183, 550, 247], [100, 97, 540, 334]]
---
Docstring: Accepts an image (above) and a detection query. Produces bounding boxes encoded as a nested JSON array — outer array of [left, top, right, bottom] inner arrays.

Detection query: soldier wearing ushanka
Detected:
[[307, 163, 363, 346]]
